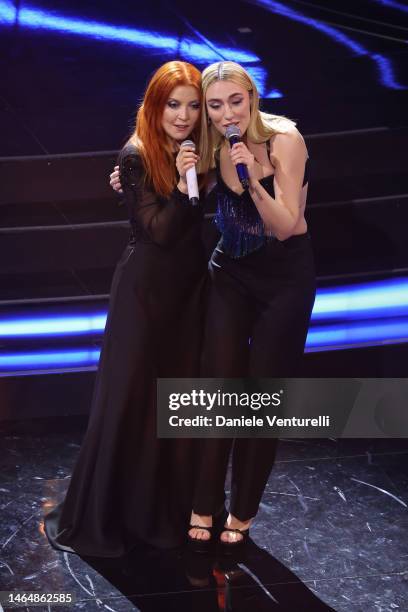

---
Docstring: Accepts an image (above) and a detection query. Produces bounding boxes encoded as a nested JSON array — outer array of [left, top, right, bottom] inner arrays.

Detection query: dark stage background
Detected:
[[0, 2, 408, 610]]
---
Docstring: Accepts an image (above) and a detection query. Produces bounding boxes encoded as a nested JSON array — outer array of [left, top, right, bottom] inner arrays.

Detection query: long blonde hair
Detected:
[[199, 61, 295, 173]]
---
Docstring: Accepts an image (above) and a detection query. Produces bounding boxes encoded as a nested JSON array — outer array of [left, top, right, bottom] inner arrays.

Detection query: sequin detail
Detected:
[[214, 150, 309, 259], [215, 188, 272, 258]]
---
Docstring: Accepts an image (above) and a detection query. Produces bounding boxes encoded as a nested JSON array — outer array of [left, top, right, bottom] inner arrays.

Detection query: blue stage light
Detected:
[[371, 54, 406, 91], [0, 2, 282, 97], [249, 0, 406, 90], [372, 0, 408, 13], [0, 314, 107, 337], [0, 0, 14, 22], [0, 277, 407, 373], [245, 66, 283, 99], [1, 314, 407, 374], [265, 89, 283, 99], [312, 278, 408, 321], [306, 317, 408, 352], [0, 348, 100, 371], [0, 278, 407, 339], [251, 0, 366, 54], [0, 2, 259, 63]]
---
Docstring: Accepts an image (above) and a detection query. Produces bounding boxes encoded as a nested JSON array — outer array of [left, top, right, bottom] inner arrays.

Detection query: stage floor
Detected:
[[1, 417, 407, 611]]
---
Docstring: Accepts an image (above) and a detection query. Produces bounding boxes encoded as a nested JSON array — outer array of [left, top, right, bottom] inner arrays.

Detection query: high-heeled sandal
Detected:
[[187, 523, 214, 553], [187, 507, 228, 554], [219, 526, 250, 555]]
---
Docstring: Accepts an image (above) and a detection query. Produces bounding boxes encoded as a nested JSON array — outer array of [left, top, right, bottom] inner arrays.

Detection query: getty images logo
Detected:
[[168, 389, 283, 411]]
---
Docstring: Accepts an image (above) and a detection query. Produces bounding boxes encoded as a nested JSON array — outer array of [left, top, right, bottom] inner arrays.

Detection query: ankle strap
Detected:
[[189, 524, 213, 532], [222, 527, 249, 535]]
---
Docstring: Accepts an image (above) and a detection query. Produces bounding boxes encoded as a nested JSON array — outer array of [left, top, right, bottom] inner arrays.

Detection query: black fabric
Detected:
[[118, 145, 198, 247], [203, 234, 316, 377], [45, 144, 207, 556], [194, 165, 316, 520], [214, 144, 309, 259]]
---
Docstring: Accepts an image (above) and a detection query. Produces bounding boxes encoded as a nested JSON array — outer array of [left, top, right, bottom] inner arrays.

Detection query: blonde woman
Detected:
[[188, 61, 316, 552]]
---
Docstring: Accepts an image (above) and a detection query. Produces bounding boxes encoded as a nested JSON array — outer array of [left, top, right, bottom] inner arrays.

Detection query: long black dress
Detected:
[[45, 144, 207, 556]]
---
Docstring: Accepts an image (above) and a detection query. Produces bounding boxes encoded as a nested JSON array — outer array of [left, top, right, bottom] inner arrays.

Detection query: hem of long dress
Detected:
[[44, 505, 185, 558], [44, 505, 77, 555]]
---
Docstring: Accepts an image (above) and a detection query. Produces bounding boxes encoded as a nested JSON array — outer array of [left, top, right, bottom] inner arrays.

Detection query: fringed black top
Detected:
[[215, 144, 309, 258]]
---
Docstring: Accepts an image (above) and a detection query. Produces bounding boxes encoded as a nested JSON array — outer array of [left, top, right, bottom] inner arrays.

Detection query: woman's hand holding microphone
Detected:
[[176, 142, 199, 204], [109, 143, 199, 202]]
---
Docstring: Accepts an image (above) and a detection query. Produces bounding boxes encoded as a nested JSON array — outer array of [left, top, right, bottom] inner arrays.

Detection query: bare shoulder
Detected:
[[270, 123, 307, 165], [273, 123, 305, 147]]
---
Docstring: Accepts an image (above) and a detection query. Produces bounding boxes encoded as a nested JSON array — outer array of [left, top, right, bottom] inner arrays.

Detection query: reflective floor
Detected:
[[1, 417, 408, 611]]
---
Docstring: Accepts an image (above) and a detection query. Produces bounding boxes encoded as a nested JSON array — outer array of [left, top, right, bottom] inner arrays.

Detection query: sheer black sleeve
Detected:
[[118, 145, 194, 247]]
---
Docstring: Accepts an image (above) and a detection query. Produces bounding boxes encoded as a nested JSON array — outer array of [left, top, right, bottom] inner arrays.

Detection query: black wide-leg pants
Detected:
[[193, 234, 316, 520]]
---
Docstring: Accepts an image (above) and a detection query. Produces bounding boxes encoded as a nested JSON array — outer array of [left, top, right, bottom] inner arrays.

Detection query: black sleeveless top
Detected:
[[215, 142, 309, 258]]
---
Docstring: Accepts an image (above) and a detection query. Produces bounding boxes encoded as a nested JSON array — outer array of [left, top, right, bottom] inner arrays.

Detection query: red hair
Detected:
[[131, 61, 202, 198]]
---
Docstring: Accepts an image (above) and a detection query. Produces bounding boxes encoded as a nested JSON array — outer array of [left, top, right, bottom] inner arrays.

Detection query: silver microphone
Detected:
[[180, 140, 199, 206]]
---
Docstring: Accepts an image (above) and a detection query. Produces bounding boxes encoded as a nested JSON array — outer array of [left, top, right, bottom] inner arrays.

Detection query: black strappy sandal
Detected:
[[187, 507, 228, 554], [187, 523, 215, 553], [219, 526, 250, 555]]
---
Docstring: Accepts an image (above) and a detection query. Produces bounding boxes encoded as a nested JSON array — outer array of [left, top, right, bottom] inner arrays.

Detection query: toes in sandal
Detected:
[[188, 507, 228, 553], [187, 524, 214, 553], [219, 527, 250, 555]]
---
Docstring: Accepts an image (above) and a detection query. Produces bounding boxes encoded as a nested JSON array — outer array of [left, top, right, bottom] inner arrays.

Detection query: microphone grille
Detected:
[[225, 125, 241, 139], [180, 139, 195, 150]]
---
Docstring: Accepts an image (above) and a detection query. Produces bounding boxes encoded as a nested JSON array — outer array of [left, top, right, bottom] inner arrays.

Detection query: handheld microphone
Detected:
[[180, 140, 199, 206], [225, 125, 250, 190]]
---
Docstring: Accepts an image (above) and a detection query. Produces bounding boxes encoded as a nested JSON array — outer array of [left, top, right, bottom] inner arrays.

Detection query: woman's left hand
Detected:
[[110, 166, 123, 193], [229, 142, 256, 180]]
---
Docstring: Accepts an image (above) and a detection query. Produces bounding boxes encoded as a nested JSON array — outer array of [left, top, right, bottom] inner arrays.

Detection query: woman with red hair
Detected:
[[45, 61, 207, 556]]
